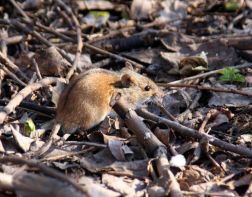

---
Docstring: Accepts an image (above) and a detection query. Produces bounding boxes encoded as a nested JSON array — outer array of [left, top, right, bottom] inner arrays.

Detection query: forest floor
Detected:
[[0, 0, 252, 196]]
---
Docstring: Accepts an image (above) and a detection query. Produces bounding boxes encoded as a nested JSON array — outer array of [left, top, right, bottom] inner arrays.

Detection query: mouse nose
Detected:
[[154, 89, 164, 98], [152, 90, 164, 102], [151, 93, 163, 106]]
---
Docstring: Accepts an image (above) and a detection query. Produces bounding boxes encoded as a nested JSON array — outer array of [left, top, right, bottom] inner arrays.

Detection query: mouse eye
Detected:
[[144, 85, 151, 91]]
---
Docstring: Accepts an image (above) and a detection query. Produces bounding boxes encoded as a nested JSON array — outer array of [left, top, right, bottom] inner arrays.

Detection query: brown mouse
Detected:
[[56, 66, 161, 133]]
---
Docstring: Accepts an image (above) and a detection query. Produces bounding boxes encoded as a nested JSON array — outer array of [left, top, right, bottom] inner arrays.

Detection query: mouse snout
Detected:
[[150, 92, 163, 104], [153, 89, 164, 98]]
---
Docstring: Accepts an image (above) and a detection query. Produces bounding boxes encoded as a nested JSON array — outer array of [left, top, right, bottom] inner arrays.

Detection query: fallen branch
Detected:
[[136, 108, 252, 158], [41, 147, 95, 162], [112, 97, 183, 196], [0, 172, 83, 197], [0, 99, 55, 117], [112, 98, 166, 155]]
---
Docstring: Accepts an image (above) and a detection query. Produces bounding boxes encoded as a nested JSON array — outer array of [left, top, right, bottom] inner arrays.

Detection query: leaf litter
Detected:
[[0, 0, 252, 196]]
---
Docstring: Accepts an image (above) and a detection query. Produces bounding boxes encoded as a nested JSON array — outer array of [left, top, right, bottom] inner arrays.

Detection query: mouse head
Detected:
[[120, 66, 162, 106]]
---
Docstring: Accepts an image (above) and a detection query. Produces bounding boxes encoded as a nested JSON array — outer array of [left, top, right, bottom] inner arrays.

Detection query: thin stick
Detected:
[[54, 0, 83, 80], [84, 42, 144, 69], [55, 6, 74, 28], [0, 40, 6, 96], [64, 141, 107, 148], [0, 63, 27, 86], [0, 77, 64, 124], [198, 109, 218, 133], [168, 62, 252, 84], [0, 40, 7, 57], [33, 19, 145, 70], [9, 0, 31, 22], [12, 20, 52, 46], [5, 35, 31, 45], [0, 99, 55, 117], [9, 19, 73, 64], [154, 101, 177, 121], [136, 108, 252, 158], [159, 83, 252, 97], [0, 156, 87, 194], [112, 98, 183, 196], [34, 123, 61, 157], [0, 51, 29, 81], [177, 92, 202, 122], [32, 58, 42, 80], [41, 147, 95, 161], [35, 22, 74, 42]]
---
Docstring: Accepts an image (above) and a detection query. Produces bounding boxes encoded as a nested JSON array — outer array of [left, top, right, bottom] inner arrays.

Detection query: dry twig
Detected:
[[0, 77, 65, 124], [32, 58, 42, 80], [0, 51, 29, 81], [9, 0, 31, 22], [0, 156, 87, 195], [34, 123, 61, 157], [112, 97, 183, 196], [54, 0, 83, 80], [159, 83, 252, 97], [0, 63, 27, 86], [137, 108, 252, 158], [168, 62, 252, 84]]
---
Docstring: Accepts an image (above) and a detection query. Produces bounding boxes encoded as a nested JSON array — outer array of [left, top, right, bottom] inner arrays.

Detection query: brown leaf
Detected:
[[78, 176, 120, 197], [190, 182, 239, 196], [34, 46, 70, 76], [130, 0, 153, 20], [80, 149, 149, 177], [102, 174, 145, 196], [108, 140, 133, 161], [177, 165, 214, 189]]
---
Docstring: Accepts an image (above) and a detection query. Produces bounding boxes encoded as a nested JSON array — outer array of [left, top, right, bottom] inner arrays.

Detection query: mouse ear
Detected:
[[124, 62, 134, 71], [121, 73, 135, 87]]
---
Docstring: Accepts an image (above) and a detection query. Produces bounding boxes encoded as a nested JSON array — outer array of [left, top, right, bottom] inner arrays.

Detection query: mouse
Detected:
[[56, 66, 161, 133]]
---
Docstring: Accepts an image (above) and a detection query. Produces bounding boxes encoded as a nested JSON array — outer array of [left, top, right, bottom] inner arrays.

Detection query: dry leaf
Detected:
[[130, 0, 153, 20], [10, 124, 34, 152], [102, 174, 145, 196], [78, 176, 120, 197]]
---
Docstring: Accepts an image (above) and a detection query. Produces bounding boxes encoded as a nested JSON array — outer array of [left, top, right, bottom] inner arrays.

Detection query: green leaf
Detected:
[[219, 67, 245, 83], [233, 73, 246, 83], [24, 118, 36, 135], [224, 0, 240, 11], [89, 11, 110, 18]]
